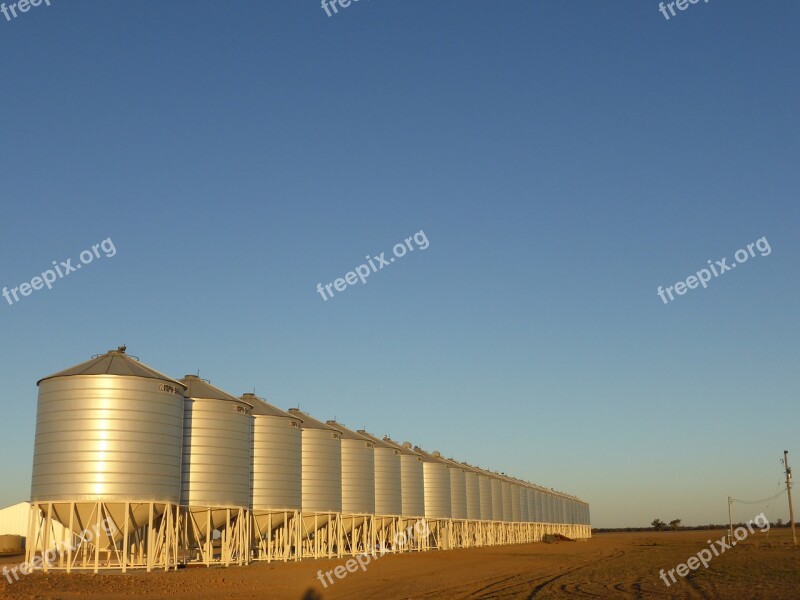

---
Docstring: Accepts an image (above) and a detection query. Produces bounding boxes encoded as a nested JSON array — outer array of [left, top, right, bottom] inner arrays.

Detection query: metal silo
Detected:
[[325, 421, 374, 555], [526, 486, 536, 523], [461, 463, 481, 521], [357, 431, 401, 516], [518, 483, 529, 523], [555, 495, 564, 524], [180, 376, 253, 513], [180, 376, 252, 566], [357, 430, 403, 551], [326, 421, 375, 516], [288, 410, 341, 514], [244, 393, 302, 561], [508, 479, 521, 522], [501, 478, 512, 522], [414, 447, 451, 520], [442, 458, 467, 520], [477, 470, 493, 521], [383, 438, 425, 518], [30, 347, 186, 572], [289, 409, 341, 558], [489, 474, 503, 521], [246, 393, 302, 513]]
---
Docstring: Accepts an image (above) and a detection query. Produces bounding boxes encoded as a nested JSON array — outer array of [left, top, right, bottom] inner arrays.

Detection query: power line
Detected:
[[730, 488, 787, 505]]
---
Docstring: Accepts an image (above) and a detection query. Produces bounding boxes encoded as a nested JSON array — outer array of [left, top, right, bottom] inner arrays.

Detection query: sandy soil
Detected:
[[1, 529, 798, 599]]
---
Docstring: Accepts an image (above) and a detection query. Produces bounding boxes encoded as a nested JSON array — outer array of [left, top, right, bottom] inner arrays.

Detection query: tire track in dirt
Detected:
[[525, 550, 627, 599]]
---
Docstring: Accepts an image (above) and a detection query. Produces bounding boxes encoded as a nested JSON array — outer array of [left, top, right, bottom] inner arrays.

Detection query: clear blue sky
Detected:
[[1, 1, 797, 528]]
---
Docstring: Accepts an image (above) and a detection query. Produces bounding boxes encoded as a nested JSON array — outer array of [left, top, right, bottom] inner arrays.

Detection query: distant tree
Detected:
[[651, 519, 666, 531], [776, 518, 784, 527], [669, 519, 681, 531]]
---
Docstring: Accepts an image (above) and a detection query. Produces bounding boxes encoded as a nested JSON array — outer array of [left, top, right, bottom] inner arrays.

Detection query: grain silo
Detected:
[[442, 459, 467, 521], [508, 478, 521, 523], [414, 447, 452, 549], [243, 393, 302, 561], [526, 485, 536, 524], [30, 347, 185, 572], [288, 409, 342, 559], [180, 375, 253, 566], [518, 482, 529, 523], [500, 478, 512, 522], [326, 421, 374, 556], [414, 448, 452, 520], [476, 469, 493, 521], [356, 431, 401, 516], [489, 473, 504, 521], [461, 463, 482, 522], [357, 431, 404, 552], [546, 492, 555, 524], [383, 438, 425, 519]]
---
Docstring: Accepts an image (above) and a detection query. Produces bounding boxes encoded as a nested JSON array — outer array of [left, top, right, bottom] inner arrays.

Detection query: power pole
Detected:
[[784, 451, 797, 546], [727, 496, 733, 543]]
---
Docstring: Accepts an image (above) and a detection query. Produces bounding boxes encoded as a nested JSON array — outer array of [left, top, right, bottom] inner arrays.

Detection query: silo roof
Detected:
[[37, 347, 185, 387], [413, 447, 450, 464], [382, 437, 420, 456], [288, 409, 339, 431], [240, 393, 298, 420], [326, 420, 371, 442], [356, 430, 395, 449], [180, 375, 252, 406]]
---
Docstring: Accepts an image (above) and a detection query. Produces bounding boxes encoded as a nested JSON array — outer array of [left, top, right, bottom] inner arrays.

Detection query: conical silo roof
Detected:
[[326, 420, 371, 441], [288, 409, 339, 431], [240, 392, 298, 420], [357, 430, 396, 448], [37, 346, 185, 387], [180, 375, 252, 407], [383, 438, 422, 456], [413, 447, 450, 464]]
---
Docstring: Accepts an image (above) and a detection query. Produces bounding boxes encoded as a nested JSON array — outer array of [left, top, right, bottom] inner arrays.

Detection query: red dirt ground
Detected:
[[2, 529, 798, 599]]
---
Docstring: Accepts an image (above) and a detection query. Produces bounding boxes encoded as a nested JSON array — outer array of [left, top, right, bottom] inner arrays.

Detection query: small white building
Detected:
[[0, 502, 68, 550]]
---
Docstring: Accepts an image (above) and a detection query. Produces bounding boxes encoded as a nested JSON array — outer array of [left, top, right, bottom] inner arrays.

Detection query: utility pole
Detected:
[[727, 496, 733, 543], [784, 451, 797, 546]]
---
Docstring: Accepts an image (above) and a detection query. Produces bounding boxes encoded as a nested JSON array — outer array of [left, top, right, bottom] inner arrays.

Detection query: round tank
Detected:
[[509, 481, 521, 522], [414, 447, 451, 519], [518, 484, 529, 522], [501, 479, 512, 522], [462, 464, 481, 521], [526, 486, 536, 523], [443, 459, 467, 520], [289, 410, 342, 513], [244, 393, 302, 512], [327, 421, 375, 515], [546, 493, 555, 523], [358, 431, 402, 516], [32, 348, 185, 505], [180, 376, 253, 511], [384, 439, 425, 518], [477, 473, 493, 521], [489, 476, 503, 521]]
